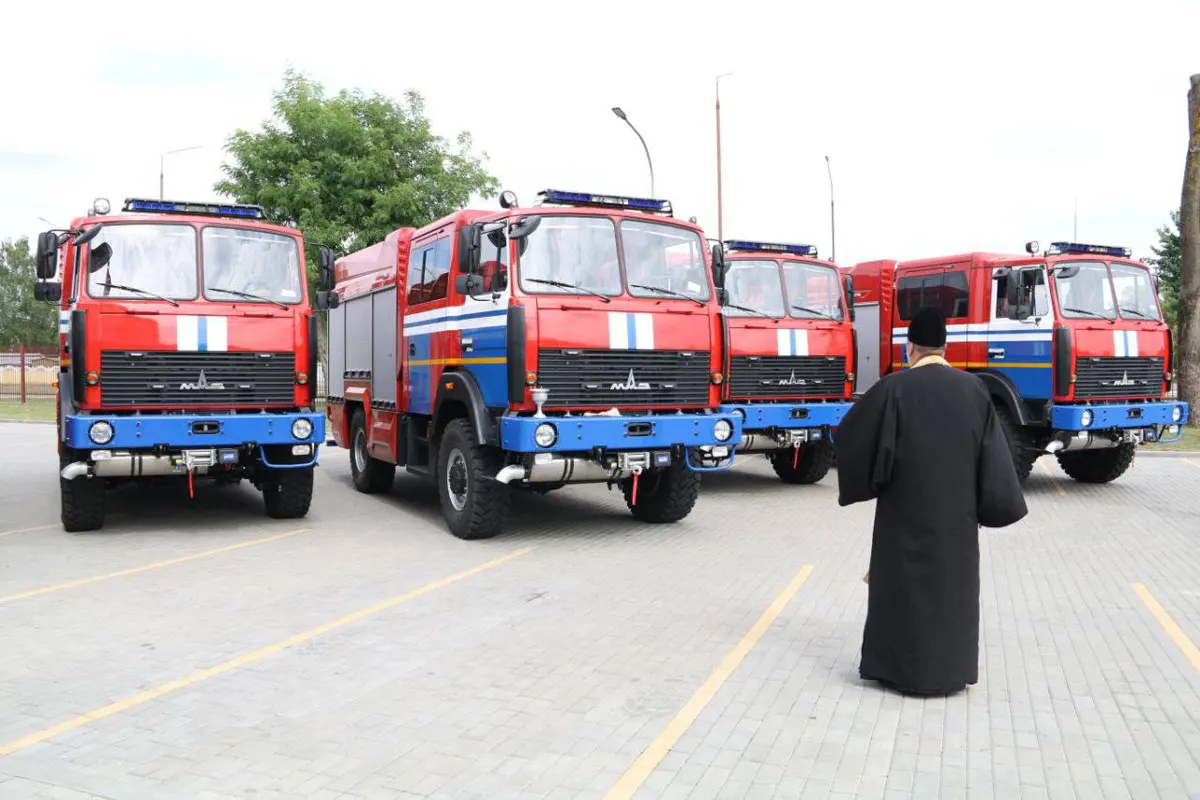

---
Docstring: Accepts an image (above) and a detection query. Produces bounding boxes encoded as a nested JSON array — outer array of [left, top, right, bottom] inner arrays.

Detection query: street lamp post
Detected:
[[611, 107, 654, 197], [825, 155, 836, 263], [160, 145, 203, 200], [715, 73, 733, 242]]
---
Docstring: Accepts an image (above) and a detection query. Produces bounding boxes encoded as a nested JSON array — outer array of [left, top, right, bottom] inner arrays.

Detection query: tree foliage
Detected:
[[1147, 209, 1182, 328], [215, 69, 500, 289], [0, 238, 56, 346]]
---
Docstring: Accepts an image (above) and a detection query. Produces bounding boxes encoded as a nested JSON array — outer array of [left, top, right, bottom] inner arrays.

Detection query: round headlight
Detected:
[[89, 420, 114, 445], [291, 418, 313, 440], [534, 422, 557, 448], [93, 198, 111, 215], [1172, 405, 1183, 422], [1080, 409, 1094, 428], [713, 419, 734, 442]]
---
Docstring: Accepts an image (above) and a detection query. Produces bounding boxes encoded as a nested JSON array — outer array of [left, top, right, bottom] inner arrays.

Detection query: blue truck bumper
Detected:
[[62, 411, 326, 452], [499, 412, 742, 454], [1050, 400, 1189, 431], [722, 401, 853, 431]]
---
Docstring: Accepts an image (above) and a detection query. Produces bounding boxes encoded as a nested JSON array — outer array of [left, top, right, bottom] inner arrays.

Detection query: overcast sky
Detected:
[[2, 0, 1197, 266]]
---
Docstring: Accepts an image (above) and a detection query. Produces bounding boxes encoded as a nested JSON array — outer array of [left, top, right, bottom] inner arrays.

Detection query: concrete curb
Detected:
[[0, 419, 54, 426], [1138, 450, 1200, 458]]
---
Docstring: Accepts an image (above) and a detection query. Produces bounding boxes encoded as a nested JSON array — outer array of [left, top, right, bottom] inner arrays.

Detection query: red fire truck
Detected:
[[32, 198, 327, 531], [324, 189, 742, 539], [850, 241, 1189, 483], [713, 240, 855, 483]]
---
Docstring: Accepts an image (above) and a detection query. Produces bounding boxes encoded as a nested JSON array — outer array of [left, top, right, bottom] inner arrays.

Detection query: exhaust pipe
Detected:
[[1045, 440, 1065, 454], [60, 462, 91, 480], [494, 465, 527, 485]]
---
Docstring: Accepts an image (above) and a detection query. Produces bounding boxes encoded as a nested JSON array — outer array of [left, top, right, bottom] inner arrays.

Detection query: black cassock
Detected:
[[836, 363, 1028, 695]]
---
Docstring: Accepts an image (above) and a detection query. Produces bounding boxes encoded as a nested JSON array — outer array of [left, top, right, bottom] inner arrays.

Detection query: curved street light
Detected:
[[611, 107, 654, 197], [715, 73, 734, 242], [825, 155, 836, 263]]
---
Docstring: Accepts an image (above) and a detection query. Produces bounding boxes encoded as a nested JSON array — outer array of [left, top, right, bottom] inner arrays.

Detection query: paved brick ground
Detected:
[[0, 422, 1197, 799]]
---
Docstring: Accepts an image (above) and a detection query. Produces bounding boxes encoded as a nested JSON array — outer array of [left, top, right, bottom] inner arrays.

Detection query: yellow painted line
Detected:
[[0, 528, 311, 604], [604, 564, 814, 800], [1185, 458, 1200, 470], [1038, 458, 1066, 496], [1131, 582, 1200, 673], [407, 357, 506, 366], [0, 546, 534, 755], [0, 523, 56, 538]]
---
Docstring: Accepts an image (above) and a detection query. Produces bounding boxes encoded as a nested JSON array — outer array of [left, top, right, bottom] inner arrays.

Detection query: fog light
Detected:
[[1080, 409, 1093, 427], [89, 420, 114, 445], [534, 422, 557, 448], [1172, 405, 1183, 422], [713, 419, 734, 442], [292, 444, 312, 456], [291, 418, 313, 440], [93, 197, 111, 215]]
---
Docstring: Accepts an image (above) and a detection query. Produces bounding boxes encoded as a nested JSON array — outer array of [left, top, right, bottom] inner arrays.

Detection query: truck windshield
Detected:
[[1110, 263, 1161, 321], [622, 220, 711, 302], [725, 260, 785, 317], [87, 223, 197, 300], [202, 227, 303, 305], [1053, 261, 1116, 320], [518, 216, 621, 297], [783, 261, 843, 320]]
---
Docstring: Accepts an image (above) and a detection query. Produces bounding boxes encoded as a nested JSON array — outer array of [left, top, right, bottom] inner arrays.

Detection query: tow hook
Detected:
[[630, 465, 643, 506]]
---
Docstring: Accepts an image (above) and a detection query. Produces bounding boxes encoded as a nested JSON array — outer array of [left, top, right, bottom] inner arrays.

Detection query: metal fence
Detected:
[[0, 346, 58, 403]]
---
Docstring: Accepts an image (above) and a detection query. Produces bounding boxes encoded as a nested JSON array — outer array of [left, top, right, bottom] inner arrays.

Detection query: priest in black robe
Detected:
[[836, 306, 1028, 696]]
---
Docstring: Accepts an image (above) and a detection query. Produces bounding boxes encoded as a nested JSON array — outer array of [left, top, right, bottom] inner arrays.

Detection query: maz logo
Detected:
[[611, 369, 652, 391], [1103, 371, 1139, 387], [179, 370, 226, 391]]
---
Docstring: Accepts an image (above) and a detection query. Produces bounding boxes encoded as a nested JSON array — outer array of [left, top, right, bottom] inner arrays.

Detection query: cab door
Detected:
[[402, 230, 452, 415], [988, 264, 1053, 400], [454, 226, 512, 409]]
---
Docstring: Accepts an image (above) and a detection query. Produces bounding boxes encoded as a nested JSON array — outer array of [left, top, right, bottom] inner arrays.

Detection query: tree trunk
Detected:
[[1178, 74, 1200, 425]]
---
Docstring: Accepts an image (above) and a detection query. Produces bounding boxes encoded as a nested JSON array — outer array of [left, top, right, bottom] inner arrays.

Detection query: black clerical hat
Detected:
[[908, 306, 947, 347]]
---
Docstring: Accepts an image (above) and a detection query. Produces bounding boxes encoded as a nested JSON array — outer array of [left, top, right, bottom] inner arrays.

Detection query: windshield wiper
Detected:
[[524, 278, 612, 303], [101, 283, 179, 307], [1064, 307, 1115, 323], [630, 284, 705, 307], [208, 286, 288, 310], [1120, 308, 1155, 321], [791, 304, 840, 322], [724, 302, 777, 321]]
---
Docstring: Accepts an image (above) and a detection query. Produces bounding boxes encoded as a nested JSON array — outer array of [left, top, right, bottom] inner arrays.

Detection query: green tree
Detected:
[[215, 69, 500, 291], [0, 238, 56, 346], [1147, 209, 1182, 328]]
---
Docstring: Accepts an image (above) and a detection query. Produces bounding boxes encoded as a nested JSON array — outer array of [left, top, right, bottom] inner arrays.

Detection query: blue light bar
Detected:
[[122, 198, 267, 220], [537, 189, 672, 215], [1047, 241, 1132, 258], [724, 240, 818, 257]]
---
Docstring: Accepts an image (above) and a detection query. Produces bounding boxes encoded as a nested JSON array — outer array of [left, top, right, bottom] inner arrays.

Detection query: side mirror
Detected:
[[456, 273, 485, 297], [315, 290, 340, 310], [73, 224, 103, 247], [716, 287, 728, 307], [842, 275, 856, 322], [508, 215, 542, 241], [34, 281, 62, 302], [36, 231, 59, 279], [457, 223, 482, 275], [317, 246, 335, 291], [89, 242, 113, 273], [710, 243, 727, 287]]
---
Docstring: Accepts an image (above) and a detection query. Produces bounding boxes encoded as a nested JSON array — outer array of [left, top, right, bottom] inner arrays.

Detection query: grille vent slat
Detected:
[[100, 351, 295, 406], [537, 349, 710, 407], [728, 355, 846, 399], [1073, 356, 1163, 400]]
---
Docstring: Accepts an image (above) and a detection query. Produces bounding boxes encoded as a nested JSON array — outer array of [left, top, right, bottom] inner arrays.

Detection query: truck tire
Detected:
[[995, 406, 1038, 484], [437, 418, 510, 540], [262, 467, 314, 519], [621, 461, 701, 524], [349, 409, 395, 494], [61, 473, 106, 532], [1056, 443, 1136, 484], [770, 441, 834, 484]]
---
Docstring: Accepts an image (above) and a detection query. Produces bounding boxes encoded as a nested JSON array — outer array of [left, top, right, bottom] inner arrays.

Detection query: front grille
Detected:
[[537, 349, 710, 407], [1073, 356, 1163, 399], [100, 351, 296, 407], [729, 355, 847, 399]]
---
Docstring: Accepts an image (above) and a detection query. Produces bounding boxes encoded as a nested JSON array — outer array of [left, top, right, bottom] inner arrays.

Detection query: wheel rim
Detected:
[[353, 428, 368, 474], [446, 449, 469, 512]]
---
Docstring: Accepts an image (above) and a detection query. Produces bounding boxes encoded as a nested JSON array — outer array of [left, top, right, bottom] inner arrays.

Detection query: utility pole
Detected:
[[715, 73, 733, 242]]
